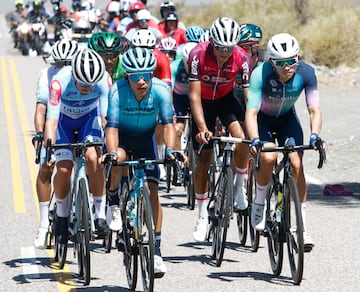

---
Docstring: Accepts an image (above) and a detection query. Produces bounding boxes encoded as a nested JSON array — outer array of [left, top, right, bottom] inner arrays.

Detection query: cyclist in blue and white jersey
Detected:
[[105, 47, 176, 278], [246, 33, 326, 251], [32, 39, 79, 249], [44, 48, 112, 244]]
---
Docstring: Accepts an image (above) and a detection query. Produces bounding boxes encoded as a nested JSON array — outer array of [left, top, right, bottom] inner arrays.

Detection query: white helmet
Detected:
[[210, 17, 240, 46], [136, 9, 151, 21], [131, 29, 157, 48], [108, 1, 120, 15], [181, 42, 197, 63], [72, 48, 105, 85], [51, 39, 79, 63], [267, 33, 299, 59], [199, 29, 210, 42]]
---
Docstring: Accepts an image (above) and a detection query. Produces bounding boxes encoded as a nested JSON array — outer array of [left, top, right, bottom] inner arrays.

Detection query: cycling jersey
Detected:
[[153, 49, 172, 87], [106, 77, 174, 137], [247, 61, 320, 117], [188, 41, 252, 100], [46, 66, 111, 120], [170, 58, 189, 96], [36, 65, 63, 105], [111, 55, 125, 82]]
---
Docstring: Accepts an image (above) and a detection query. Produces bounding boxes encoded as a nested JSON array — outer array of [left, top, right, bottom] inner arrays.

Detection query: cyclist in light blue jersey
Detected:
[[105, 47, 176, 278], [32, 39, 79, 249], [44, 48, 112, 244], [246, 33, 326, 251]]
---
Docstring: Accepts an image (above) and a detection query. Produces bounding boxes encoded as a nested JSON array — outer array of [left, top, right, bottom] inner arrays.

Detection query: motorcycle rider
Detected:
[[10, 0, 28, 48]]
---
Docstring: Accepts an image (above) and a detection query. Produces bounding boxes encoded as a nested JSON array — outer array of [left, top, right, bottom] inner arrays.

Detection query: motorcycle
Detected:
[[29, 15, 47, 55], [16, 21, 31, 56]]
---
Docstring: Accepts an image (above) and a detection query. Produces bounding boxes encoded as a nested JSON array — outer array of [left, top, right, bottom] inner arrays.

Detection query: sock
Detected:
[[301, 203, 307, 232], [107, 188, 119, 206], [93, 195, 106, 219], [155, 231, 161, 256], [55, 197, 68, 217], [195, 193, 208, 219], [235, 167, 247, 189], [39, 201, 49, 228], [254, 183, 268, 205]]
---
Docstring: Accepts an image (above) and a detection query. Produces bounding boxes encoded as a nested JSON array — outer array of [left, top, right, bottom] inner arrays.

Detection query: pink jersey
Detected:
[[188, 41, 252, 100]]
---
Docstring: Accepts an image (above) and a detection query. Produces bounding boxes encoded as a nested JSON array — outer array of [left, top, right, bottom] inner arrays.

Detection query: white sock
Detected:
[[301, 202, 307, 232], [55, 197, 68, 217], [235, 167, 247, 191], [195, 193, 208, 219], [93, 195, 106, 220], [39, 201, 49, 228], [157, 144, 164, 159], [254, 183, 268, 205]]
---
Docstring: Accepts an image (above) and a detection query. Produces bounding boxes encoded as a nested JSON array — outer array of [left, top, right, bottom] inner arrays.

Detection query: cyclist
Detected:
[[157, 1, 186, 30], [33, 39, 79, 249], [131, 29, 172, 179], [158, 12, 187, 46], [105, 47, 176, 277], [245, 33, 326, 251], [88, 32, 130, 232], [188, 17, 252, 242], [44, 48, 111, 244]]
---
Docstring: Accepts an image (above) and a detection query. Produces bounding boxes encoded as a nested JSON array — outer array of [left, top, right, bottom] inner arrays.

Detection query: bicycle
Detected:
[[257, 136, 326, 285], [104, 154, 175, 292], [45, 137, 105, 286], [199, 132, 250, 267]]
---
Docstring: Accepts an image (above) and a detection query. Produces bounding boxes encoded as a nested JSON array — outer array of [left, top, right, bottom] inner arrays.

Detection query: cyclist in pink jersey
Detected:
[[188, 17, 253, 242]]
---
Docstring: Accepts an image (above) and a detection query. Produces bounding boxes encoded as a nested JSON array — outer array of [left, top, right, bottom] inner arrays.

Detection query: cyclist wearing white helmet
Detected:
[[32, 39, 79, 249], [44, 48, 112, 245], [105, 47, 179, 278], [188, 17, 252, 242], [246, 33, 326, 252]]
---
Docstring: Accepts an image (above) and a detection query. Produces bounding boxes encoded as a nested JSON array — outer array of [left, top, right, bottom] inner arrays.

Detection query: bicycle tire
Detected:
[[165, 163, 171, 193], [284, 175, 304, 285], [122, 182, 138, 291], [213, 167, 232, 267], [78, 178, 91, 285], [266, 178, 284, 276], [138, 187, 155, 291], [186, 141, 196, 210], [55, 236, 67, 268], [247, 161, 260, 251], [103, 231, 112, 253]]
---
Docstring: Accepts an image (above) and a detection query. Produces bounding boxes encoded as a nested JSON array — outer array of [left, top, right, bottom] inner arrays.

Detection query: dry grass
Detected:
[[173, 0, 360, 68]]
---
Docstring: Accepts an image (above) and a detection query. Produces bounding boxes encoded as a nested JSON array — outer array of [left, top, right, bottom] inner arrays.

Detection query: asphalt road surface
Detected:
[[0, 12, 360, 292]]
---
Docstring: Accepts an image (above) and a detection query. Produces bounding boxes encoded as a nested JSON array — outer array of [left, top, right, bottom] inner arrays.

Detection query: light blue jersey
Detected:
[[36, 65, 63, 105]]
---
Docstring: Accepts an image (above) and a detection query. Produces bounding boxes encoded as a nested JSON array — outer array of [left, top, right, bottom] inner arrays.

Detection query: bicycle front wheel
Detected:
[[266, 178, 284, 276], [213, 167, 232, 267], [77, 178, 91, 286], [186, 141, 196, 210], [138, 187, 155, 291], [284, 175, 304, 285]]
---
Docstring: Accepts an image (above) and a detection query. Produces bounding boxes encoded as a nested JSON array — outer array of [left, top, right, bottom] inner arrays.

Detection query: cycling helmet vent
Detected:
[[121, 47, 157, 73]]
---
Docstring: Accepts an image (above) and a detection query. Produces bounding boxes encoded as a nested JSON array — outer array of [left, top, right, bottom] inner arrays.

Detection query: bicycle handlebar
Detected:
[[198, 133, 251, 155]]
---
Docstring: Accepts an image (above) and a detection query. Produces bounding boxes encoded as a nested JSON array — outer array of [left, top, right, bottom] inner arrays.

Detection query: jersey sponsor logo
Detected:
[[190, 55, 199, 75], [49, 80, 61, 106], [201, 75, 230, 83]]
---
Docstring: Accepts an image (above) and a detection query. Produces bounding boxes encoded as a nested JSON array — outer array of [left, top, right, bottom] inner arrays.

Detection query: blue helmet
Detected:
[[121, 47, 157, 73], [185, 26, 205, 43]]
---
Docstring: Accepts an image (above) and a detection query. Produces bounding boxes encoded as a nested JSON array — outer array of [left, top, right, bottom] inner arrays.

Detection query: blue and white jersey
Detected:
[[35, 65, 63, 105], [107, 77, 174, 137], [46, 66, 111, 120]]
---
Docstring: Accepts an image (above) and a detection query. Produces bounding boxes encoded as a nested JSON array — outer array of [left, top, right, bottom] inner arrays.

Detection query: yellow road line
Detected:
[[0, 56, 26, 213], [8, 58, 76, 291]]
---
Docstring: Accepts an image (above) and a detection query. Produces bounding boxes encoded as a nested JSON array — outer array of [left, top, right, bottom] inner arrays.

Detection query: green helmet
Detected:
[[238, 23, 262, 47], [15, 0, 24, 8], [88, 32, 129, 54]]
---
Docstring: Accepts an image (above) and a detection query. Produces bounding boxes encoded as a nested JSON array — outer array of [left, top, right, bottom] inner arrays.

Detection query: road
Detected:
[[1, 11, 360, 292]]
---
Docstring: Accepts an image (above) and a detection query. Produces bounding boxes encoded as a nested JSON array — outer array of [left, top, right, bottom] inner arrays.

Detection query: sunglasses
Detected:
[[161, 50, 176, 58], [272, 57, 298, 68], [213, 44, 234, 52], [99, 52, 119, 60], [128, 72, 153, 82], [77, 80, 93, 88]]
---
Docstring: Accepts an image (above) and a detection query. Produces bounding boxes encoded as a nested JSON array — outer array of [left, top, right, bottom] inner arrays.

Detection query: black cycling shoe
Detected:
[[94, 218, 110, 235], [54, 216, 68, 244]]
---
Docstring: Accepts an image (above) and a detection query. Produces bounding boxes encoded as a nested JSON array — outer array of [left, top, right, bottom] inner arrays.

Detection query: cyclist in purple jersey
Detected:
[[44, 48, 112, 244], [246, 33, 327, 251], [105, 47, 177, 278], [32, 39, 79, 249]]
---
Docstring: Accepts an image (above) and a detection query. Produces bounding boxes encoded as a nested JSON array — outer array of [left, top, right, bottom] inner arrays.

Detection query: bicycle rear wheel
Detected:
[[77, 178, 91, 285], [138, 187, 155, 291], [165, 163, 171, 193], [247, 160, 260, 251], [284, 175, 304, 285], [212, 168, 232, 267], [121, 182, 138, 291], [266, 178, 284, 276], [185, 140, 196, 210]]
